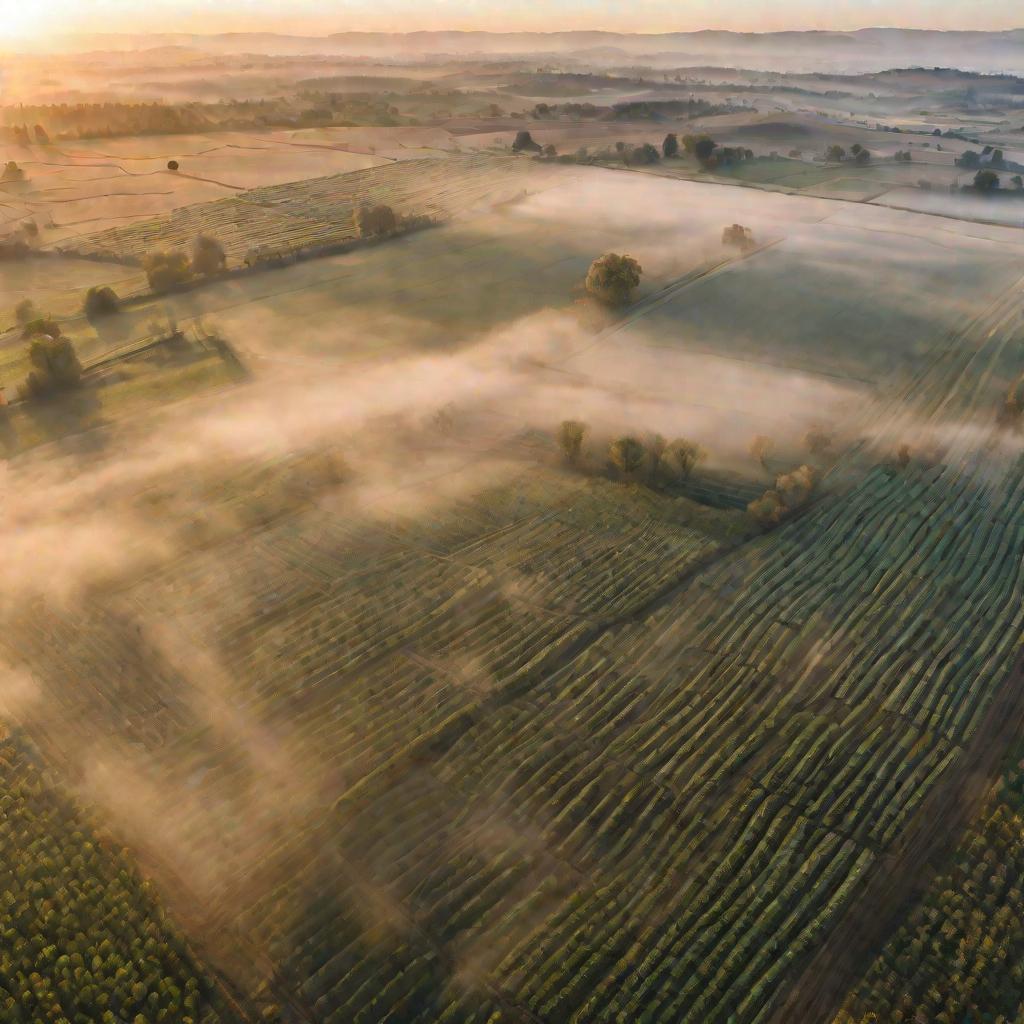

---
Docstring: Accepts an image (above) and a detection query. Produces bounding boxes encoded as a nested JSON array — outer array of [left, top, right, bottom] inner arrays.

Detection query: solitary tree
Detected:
[[143, 250, 192, 293], [609, 436, 646, 478], [512, 130, 541, 153], [558, 420, 587, 465], [853, 147, 871, 165], [2, 161, 25, 182], [585, 252, 642, 306], [191, 234, 227, 277], [826, 144, 846, 163], [83, 286, 121, 318], [722, 224, 755, 250], [167, 160, 179, 171], [662, 133, 679, 159]]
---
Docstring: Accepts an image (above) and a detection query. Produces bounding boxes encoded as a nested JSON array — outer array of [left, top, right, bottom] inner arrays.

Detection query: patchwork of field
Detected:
[[4, 134, 1024, 1024], [58, 153, 560, 265], [0, 131, 396, 246], [5, 241, 1024, 1023], [0, 255, 146, 326]]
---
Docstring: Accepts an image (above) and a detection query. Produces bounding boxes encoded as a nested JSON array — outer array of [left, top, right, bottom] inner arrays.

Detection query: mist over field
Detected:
[[5, 17, 1024, 1024]]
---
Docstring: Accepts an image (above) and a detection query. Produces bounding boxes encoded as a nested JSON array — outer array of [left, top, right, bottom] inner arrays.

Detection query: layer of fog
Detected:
[[3, 157, 1024, 996]]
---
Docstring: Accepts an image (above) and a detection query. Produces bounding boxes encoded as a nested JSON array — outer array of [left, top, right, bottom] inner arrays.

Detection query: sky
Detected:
[[0, 0, 1020, 40]]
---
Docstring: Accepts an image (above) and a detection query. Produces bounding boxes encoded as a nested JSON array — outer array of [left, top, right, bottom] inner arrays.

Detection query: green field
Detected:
[[3, 152, 1024, 1024]]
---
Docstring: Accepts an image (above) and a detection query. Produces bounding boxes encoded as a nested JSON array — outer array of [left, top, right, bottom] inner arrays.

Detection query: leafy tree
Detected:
[[974, 170, 1000, 192], [22, 333, 82, 397], [662, 133, 679, 158], [748, 489, 785, 528], [542, 143, 557, 158], [957, 150, 981, 169], [1012, 175, 1024, 190], [143, 250, 191, 293], [558, 420, 587, 465], [585, 252, 642, 306], [190, 234, 226, 277], [21, 315, 63, 340], [853, 147, 871, 165], [353, 204, 398, 238], [722, 224, 755, 250], [512, 130, 541, 153], [167, 159, 179, 171], [14, 298, 39, 325], [851, 143, 863, 156], [776, 464, 817, 508], [646, 433, 668, 482], [694, 137, 717, 165], [629, 143, 660, 166], [669, 438, 706, 480], [83, 286, 120, 318], [609, 436, 645, 478], [826, 144, 846, 162], [2, 160, 25, 182]]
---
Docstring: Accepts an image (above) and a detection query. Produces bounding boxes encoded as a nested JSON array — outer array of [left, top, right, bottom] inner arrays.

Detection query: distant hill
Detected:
[[38, 28, 1024, 73]]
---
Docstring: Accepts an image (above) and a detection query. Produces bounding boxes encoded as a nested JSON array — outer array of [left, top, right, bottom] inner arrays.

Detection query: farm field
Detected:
[[0, 733, 241, 1024], [0, 130, 397, 249], [4, 241, 1024, 1022], [833, 755, 1024, 1024], [0, 329, 246, 455], [0, 255, 146, 326], [59, 153, 563, 265], [7, 38, 1024, 1024]]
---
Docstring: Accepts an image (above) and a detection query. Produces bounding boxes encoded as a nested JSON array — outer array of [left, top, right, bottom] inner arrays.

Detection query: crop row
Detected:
[[835, 763, 1024, 1024], [0, 736, 233, 1024], [62, 154, 548, 265]]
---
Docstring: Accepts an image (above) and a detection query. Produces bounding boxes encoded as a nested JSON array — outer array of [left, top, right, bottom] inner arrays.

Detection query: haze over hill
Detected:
[[30, 27, 1024, 73]]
